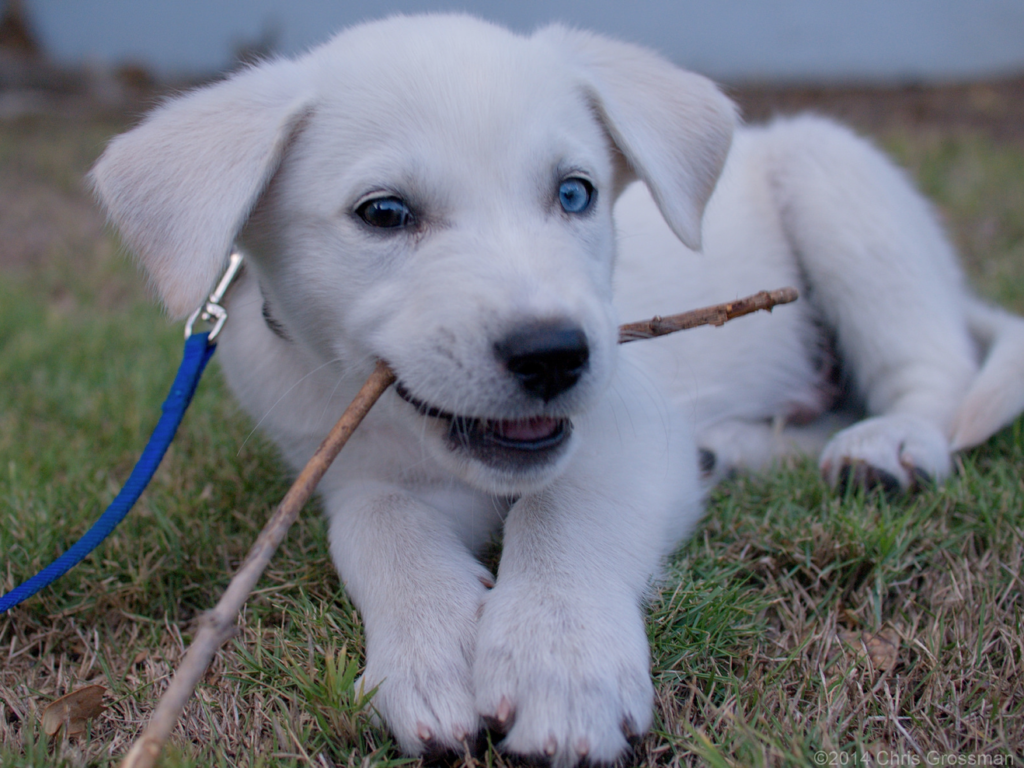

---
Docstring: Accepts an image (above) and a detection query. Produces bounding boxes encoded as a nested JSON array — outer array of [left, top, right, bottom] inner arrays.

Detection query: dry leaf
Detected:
[[837, 627, 899, 673], [41, 685, 106, 737]]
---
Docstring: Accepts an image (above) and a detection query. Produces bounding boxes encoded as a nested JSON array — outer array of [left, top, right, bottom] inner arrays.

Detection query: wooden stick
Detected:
[[618, 286, 798, 343], [119, 287, 797, 767], [119, 361, 396, 768]]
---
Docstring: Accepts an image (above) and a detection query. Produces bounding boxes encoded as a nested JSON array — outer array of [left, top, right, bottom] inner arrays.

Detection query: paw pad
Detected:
[[835, 461, 902, 496]]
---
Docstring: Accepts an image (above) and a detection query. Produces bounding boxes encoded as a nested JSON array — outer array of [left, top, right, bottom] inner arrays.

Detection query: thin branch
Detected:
[[119, 361, 396, 768], [618, 286, 799, 343], [119, 287, 798, 767]]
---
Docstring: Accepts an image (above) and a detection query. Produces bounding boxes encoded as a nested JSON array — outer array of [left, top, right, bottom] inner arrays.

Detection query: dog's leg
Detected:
[[761, 115, 979, 489], [474, 369, 702, 765], [323, 483, 497, 754], [697, 414, 855, 484]]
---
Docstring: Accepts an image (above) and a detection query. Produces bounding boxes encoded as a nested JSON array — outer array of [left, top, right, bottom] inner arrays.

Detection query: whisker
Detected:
[[237, 356, 348, 454]]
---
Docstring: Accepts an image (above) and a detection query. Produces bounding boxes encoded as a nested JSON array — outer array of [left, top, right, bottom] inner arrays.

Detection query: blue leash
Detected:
[[0, 252, 244, 615], [0, 332, 217, 614]]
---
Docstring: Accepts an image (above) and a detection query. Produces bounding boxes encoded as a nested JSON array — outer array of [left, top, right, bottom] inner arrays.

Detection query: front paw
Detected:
[[361, 652, 479, 756], [474, 583, 653, 766], [819, 414, 951, 492], [359, 574, 490, 755]]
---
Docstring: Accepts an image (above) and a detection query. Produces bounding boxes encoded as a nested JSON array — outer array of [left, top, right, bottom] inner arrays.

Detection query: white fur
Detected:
[[89, 13, 1024, 765]]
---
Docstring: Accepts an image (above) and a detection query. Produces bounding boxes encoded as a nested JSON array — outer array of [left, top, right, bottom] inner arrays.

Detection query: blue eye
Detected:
[[357, 196, 415, 229], [558, 178, 594, 214]]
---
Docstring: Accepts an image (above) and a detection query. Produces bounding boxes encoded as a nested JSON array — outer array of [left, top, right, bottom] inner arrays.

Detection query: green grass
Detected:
[[0, 113, 1022, 767]]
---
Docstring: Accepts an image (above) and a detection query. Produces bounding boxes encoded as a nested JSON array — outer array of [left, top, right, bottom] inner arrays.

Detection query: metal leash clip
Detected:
[[184, 251, 245, 341]]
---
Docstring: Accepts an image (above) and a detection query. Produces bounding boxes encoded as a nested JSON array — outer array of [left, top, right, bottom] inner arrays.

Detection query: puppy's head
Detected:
[[90, 14, 734, 494]]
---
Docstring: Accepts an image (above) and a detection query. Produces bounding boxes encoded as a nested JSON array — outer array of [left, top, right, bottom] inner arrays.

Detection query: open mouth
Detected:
[[395, 382, 573, 462]]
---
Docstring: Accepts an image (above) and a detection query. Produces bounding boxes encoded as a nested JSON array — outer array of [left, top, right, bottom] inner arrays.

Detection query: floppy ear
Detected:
[[90, 59, 314, 318], [541, 26, 736, 251]]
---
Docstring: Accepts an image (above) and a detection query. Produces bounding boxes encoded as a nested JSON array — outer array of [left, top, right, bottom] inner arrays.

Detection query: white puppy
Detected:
[[90, 14, 1024, 765]]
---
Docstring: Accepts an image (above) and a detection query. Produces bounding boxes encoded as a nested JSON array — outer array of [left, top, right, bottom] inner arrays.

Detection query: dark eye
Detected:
[[356, 196, 415, 229], [558, 178, 594, 214]]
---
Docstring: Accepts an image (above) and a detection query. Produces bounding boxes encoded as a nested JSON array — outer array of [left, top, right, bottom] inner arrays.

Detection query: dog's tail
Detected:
[[950, 298, 1024, 450]]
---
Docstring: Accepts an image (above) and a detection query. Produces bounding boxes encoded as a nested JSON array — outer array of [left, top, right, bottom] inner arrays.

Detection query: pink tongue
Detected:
[[493, 416, 559, 441]]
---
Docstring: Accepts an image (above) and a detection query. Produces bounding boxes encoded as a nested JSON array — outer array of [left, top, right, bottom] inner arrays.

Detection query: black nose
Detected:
[[495, 321, 590, 402]]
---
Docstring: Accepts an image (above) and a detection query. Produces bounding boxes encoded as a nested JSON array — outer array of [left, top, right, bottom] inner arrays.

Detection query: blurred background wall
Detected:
[[10, 0, 1024, 84]]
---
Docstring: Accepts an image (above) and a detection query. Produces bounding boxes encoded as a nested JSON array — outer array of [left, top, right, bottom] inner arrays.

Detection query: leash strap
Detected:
[[0, 332, 217, 614]]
